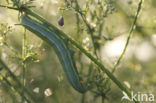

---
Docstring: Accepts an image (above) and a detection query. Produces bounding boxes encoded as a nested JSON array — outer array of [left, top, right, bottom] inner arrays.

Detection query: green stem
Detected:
[[0, 59, 37, 103], [0, 4, 18, 10], [21, 28, 27, 103], [81, 94, 85, 103], [74, 0, 98, 58], [0, 73, 31, 103], [75, 12, 87, 103], [102, 96, 104, 103], [112, 0, 143, 73]]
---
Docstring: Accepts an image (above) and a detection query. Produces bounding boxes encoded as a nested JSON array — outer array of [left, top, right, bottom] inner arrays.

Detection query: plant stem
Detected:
[[0, 73, 31, 103], [112, 0, 143, 73], [81, 94, 85, 103], [102, 96, 104, 103], [22, 28, 27, 103], [0, 59, 37, 103], [0, 4, 18, 10], [74, 0, 98, 58], [75, 12, 87, 103]]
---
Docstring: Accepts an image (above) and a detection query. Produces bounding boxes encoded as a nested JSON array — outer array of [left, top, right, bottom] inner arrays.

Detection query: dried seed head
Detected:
[[58, 16, 64, 26]]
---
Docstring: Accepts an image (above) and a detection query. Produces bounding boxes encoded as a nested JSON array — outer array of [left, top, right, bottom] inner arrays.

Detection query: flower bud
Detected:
[[58, 16, 64, 26]]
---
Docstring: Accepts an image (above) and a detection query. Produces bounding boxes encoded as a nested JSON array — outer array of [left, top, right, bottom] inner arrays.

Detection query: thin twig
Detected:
[[0, 59, 38, 103], [0, 73, 31, 103], [0, 4, 18, 10], [112, 0, 143, 73], [74, 0, 98, 58], [81, 94, 85, 103], [102, 96, 104, 103], [21, 28, 27, 103]]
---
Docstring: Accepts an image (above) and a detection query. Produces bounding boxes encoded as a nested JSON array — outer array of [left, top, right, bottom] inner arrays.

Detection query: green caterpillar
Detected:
[[21, 16, 86, 93]]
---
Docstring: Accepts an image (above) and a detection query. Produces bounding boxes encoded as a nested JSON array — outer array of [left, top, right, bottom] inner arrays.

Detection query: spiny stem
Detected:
[[112, 0, 143, 73]]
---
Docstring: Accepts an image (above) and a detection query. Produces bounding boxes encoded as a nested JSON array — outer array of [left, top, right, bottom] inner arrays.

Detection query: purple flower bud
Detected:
[[58, 16, 64, 26]]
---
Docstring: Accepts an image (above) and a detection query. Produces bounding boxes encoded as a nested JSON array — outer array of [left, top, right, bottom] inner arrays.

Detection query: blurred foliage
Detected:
[[0, 0, 156, 103]]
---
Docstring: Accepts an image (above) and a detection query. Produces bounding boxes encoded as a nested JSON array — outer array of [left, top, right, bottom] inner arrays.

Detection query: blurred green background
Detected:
[[0, 0, 156, 103]]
